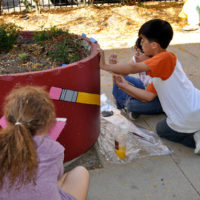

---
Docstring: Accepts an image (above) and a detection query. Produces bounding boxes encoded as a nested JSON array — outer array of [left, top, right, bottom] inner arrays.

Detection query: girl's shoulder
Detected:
[[34, 135, 65, 157]]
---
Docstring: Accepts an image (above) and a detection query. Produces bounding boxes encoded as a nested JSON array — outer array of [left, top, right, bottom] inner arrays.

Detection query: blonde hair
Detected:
[[0, 85, 56, 189]]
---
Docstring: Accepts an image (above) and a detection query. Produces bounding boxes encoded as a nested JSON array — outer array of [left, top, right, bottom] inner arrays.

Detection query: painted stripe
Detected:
[[64, 90, 77, 102], [76, 92, 100, 105], [50, 86, 100, 106], [60, 89, 66, 101], [71, 91, 78, 102]]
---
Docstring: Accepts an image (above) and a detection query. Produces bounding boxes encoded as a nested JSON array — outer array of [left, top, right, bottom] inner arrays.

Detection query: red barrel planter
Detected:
[[0, 31, 100, 162]]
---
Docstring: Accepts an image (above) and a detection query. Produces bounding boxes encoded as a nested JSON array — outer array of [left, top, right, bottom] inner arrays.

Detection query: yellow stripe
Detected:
[[76, 92, 100, 106]]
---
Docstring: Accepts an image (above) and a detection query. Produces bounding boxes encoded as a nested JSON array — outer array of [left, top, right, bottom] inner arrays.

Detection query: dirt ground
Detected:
[[0, 2, 187, 38]]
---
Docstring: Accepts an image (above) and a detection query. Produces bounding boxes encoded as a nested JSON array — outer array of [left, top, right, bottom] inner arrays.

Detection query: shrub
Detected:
[[0, 23, 21, 52], [33, 26, 66, 43], [34, 27, 90, 65]]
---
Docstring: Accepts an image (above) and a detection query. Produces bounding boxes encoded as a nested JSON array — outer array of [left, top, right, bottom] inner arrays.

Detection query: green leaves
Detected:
[[18, 53, 27, 62], [33, 26, 66, 43], [0, 23, 21, 52], [33, 26, 90, 65]]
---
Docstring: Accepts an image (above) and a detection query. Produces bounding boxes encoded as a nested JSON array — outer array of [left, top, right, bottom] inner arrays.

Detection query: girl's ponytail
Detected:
[[0, 123, 38, 189], [0, 86, 55, 190]]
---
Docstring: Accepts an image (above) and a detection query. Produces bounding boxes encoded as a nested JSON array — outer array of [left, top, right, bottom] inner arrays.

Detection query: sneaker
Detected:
[[183, 24, 199, 31], [194, 131, 200, 154], [121, 107, 139, 120], [127, 111, 139, 120]]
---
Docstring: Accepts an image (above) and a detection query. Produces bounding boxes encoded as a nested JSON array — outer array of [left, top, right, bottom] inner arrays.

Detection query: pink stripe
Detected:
[[49, 87, 62, 100]]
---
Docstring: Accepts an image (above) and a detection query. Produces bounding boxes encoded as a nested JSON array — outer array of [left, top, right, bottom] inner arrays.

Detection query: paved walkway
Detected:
[[88, 31, 200, 200]]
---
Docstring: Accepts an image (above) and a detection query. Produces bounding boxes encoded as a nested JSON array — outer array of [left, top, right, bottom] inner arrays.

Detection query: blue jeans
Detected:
[[156, 119, 195, 148], [112, 76, 163, 115]]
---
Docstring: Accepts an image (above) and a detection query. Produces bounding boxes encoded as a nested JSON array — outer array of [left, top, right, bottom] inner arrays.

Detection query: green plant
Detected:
[[0, 23, 21, 52], [34, 27, 90, 65], [48, 35, 90, 64], [33, 26, 65, 43], [18, 53, 27, 61]]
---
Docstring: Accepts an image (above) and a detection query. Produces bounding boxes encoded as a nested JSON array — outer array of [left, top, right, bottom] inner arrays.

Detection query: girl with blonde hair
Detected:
[[0, 85, 89, 200]]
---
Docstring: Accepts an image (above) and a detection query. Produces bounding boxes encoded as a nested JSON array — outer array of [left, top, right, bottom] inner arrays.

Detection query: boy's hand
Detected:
[[109, 54, 117, 64], [113, 74, 129, 90]]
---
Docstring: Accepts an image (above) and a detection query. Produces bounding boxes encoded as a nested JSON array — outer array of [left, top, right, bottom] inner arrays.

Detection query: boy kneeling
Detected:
[[100, 19, 200, 153]]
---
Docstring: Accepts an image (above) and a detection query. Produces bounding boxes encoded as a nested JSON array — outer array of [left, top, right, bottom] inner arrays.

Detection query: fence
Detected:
[[1, 0, 181, 13]]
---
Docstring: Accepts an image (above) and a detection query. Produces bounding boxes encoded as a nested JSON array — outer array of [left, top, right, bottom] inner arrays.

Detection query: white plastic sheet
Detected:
[[98, 94, 172, 164]]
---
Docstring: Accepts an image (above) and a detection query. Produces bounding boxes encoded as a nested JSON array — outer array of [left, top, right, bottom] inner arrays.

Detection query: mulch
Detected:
[[0, 37, 59, 74]]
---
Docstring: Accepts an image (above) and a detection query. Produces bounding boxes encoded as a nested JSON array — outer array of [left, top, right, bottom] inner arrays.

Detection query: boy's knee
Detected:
[[124, 76, 133, 82], [126, 100, 139, 113], [156, 120, 164, 137]]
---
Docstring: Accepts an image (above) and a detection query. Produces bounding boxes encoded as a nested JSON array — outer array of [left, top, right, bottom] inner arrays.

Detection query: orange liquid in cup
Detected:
[[115, 146, 126, 159]]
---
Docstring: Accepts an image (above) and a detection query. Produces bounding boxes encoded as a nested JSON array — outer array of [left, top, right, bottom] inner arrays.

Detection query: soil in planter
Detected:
[[0, 36, 85, 74], [0, 37, 60, 74]]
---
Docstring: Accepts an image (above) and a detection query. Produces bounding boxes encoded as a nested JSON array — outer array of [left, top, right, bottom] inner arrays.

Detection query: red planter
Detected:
[[0, 31, 100, 162]]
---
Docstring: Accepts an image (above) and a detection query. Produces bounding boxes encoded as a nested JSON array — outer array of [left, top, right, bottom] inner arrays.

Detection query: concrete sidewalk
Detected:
[[88, 31, 200, 200]]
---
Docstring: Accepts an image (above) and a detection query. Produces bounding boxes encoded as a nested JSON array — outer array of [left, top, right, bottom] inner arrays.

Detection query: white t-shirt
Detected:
[[145, 51, 200, 133], [132, 56, 152, 87]]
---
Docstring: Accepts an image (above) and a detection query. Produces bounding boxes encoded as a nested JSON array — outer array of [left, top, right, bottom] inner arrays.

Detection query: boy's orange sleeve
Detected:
[[144, 52, 176, 80], [146, 83, 157, 95]]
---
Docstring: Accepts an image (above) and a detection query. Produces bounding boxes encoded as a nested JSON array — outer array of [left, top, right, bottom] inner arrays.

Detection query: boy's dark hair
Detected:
[[135, 37, 143, 53], [138, 19, 173, 49]]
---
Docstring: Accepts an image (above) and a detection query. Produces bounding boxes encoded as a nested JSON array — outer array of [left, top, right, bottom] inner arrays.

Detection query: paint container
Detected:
[[114, 124, 128, 159]]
